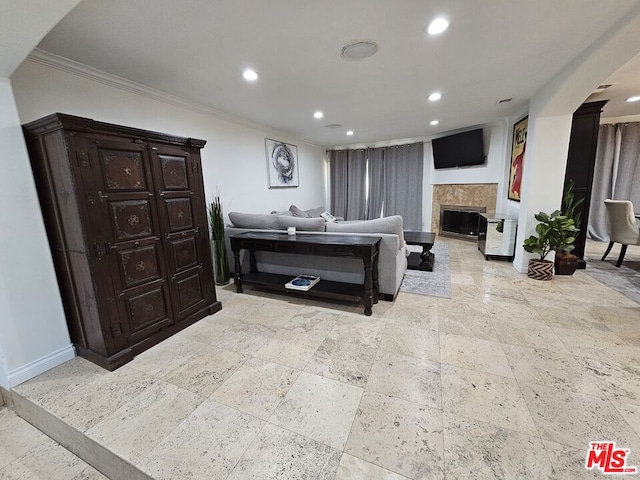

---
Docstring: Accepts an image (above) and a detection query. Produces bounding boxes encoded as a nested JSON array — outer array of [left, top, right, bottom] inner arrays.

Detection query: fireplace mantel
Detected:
[[431, 183, 497, 233]]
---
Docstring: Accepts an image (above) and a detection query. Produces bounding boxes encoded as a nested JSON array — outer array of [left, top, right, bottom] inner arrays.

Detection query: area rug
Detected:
[[399, 243, 451, 298], [584, 256, 640, 305]]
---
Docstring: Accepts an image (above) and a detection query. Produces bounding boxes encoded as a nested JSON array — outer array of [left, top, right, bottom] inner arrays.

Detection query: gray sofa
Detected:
[[223, 211, 409, 299]]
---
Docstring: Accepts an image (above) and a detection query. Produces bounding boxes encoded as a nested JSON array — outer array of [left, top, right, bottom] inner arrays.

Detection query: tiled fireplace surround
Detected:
[[431, 183, 498, 233]]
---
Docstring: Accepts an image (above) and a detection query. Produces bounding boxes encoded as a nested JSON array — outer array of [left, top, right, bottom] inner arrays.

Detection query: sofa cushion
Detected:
[[325, 215, 405, 249], [270, 210, 293, 216], [277, 215, 325, 232], [228, 212, 280, 229]]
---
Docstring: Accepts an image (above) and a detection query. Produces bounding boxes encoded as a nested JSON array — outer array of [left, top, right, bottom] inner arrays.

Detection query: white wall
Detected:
[[0, 78, 74, 388], [421, 122, 511, 229], [511, 3, 640, 273], [12, 56, 328, 220], [429, 123, 508, 187], [4, 54, 326, 386]]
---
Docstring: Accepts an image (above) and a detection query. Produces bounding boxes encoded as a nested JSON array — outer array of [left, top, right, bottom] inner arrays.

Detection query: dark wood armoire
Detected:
[[24, 114, 221, 370]]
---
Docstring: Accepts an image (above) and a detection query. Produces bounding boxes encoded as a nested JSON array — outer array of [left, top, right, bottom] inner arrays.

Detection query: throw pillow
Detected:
[[228, 212, 280, 229], [325, 215, 405, 249], [305, 206, 326, 217], [289, 205, 311, 217], [277, 216, 325, 232]]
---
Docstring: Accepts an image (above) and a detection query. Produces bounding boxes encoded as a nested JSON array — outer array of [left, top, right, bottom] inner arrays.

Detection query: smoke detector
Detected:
[[341, 41, 378, 60]]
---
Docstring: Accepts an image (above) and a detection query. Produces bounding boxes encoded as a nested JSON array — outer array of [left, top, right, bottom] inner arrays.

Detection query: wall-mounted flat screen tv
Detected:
[[432, 128, 485, 169]]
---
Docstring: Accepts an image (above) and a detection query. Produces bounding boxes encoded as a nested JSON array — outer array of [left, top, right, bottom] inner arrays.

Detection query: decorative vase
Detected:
[[554, 251, 579, 276], [527, 259, 554, 281], [212, 239, 230, 285]]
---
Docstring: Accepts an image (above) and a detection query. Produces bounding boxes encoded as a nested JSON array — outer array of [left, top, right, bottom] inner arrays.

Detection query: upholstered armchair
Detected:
[[602, 199, 640, 267]]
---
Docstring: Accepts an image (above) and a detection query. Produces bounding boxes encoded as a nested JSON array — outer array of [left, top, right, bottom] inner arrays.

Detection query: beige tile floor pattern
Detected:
[[0, 406, 107, 479], [2, 238, 640, 479]]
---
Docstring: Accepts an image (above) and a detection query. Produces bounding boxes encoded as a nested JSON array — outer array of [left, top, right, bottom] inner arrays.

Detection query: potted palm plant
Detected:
[[523, 210, 577, 280], [208, 194, 230, 285]]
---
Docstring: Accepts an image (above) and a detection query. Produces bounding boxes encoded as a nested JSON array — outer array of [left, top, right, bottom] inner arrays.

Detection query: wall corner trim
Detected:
[[512, 259, 529, 274], [7, 345, 76, 388], [25, 49, 321, 148]]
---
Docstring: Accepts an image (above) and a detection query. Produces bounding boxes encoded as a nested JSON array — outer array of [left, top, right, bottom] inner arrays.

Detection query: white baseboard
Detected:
[[513, 260, 528, 274], [7, 345, 76, 388]]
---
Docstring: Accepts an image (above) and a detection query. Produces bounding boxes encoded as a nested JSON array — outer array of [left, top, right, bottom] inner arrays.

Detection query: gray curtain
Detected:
[[383, 142, 424, 230], [588, 122, 640, 240], [367, 147, 385, 220], [329, 149, 348, 219], [614, 123, 640, 208], [346, 149, 368, 220], [588, 125, 617, 240]]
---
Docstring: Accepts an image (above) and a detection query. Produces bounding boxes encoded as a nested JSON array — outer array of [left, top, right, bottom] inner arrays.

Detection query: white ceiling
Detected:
[[34, 0, 640, 146]]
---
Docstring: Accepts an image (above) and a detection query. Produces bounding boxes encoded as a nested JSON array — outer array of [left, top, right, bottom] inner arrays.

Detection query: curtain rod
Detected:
[[327, 141, 423, 152]]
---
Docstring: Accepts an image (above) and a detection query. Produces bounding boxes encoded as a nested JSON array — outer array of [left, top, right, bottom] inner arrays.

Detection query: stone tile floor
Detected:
[[2, 238, 640, 479]]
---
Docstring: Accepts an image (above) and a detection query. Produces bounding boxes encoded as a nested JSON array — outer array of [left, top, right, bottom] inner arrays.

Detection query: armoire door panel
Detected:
[[174, 270, 205, 313], [116, 244, 161, 288], [124, 285, 172, 341], [164, 197, 194, 232], [100, 149, 148, 191], [109, 199, 155, 240], [170, 236, 199, 272], [88, 136, 174, 348], [159, 154, 190, 190]]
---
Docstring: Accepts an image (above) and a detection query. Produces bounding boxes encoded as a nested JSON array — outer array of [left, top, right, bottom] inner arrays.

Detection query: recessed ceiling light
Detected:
[[428, 92, 442, 101], [427, 17, 449, 35], [341, 41, 378, 60], [346, 130, 354, 136], [627, 96, 640, 102], [430, 120, 439, 126], [242, 69, 258, 81], [314, 111, 324, 119]]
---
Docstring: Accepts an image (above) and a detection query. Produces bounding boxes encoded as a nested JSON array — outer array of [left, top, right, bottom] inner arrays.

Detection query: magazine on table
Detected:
[[284, 275, 320, 291]]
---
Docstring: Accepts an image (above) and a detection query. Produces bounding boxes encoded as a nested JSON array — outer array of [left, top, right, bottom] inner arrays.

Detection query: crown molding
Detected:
[[26, 49, 321, 148]]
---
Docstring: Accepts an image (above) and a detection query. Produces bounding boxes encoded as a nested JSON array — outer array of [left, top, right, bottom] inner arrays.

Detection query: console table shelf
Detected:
[[230, 231, 380, 315], [239, 272, 365, 302]]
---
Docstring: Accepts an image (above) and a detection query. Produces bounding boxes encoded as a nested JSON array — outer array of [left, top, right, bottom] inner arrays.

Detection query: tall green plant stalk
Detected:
[[209, 194, 229, 284], [562, 179, 584, 230]]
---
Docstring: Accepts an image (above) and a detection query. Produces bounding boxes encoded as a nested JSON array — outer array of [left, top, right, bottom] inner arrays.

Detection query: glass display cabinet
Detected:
[[477, 213, 518, 261]]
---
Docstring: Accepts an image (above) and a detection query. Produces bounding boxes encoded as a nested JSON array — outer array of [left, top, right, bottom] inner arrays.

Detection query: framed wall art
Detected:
[[265, 138, 299, 188], [508, 116, 528, 202]]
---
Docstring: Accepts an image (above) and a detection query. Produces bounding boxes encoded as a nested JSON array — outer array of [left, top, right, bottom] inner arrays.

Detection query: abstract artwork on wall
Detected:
[[265, 138, 299, 188], [508, 116, 528, 202]]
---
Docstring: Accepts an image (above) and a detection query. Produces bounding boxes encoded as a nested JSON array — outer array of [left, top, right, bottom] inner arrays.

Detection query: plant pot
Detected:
[[212, 239, 230, 285], [554, 251, 579, 276], [527, 259, 554, 281]]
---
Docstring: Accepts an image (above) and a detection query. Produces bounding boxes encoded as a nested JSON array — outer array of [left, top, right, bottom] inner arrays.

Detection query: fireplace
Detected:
[[440, 205, 486, 240]]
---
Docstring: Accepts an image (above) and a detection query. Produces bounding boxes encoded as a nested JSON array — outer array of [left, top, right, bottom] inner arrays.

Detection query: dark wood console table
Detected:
[[230, 231, 380, 316], [404, 231, 436, 271]]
